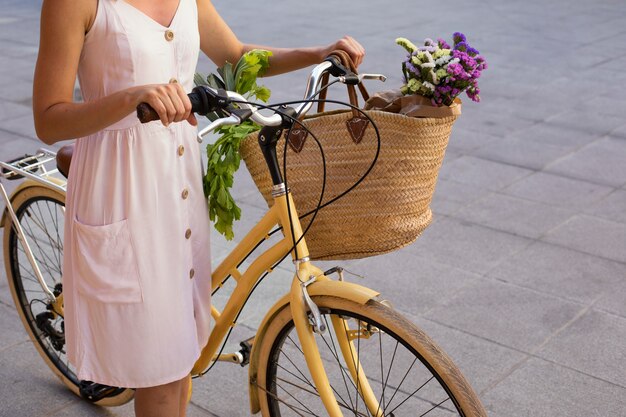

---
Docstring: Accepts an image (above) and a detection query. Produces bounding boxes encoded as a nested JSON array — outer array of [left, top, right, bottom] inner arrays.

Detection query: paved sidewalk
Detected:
[[1, 0, 626, 416]]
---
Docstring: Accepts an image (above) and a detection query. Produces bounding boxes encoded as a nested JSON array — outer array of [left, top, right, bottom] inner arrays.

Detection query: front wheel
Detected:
[[256, 295, 486, 416], [3, 185, 134, 406]]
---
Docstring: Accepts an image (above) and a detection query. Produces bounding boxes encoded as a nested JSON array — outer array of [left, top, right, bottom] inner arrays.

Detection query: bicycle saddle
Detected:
[[56, 143, 74, 178]]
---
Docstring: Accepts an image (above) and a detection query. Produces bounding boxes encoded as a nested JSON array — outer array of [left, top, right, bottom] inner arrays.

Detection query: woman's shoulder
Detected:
[[41, 0, 98, 36]]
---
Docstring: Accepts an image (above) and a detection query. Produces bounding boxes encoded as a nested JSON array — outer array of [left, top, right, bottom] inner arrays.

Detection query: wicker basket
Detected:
[[239, 107, 457, 260]]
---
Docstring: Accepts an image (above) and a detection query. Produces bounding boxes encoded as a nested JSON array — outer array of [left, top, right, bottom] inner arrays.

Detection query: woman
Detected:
[[32, 0, 364, 416]]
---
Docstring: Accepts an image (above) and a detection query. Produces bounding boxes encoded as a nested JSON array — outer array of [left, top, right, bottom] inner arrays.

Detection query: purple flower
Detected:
[[467, 87, 481, 102], [454, 41, 468, 52], [466, 47, 480, 57], [404, 59, 420, 76], [446, 62, 464, 76], [453, 32, 467, 45], [452, 50, 478, 69], [437, 38, 451, 49]]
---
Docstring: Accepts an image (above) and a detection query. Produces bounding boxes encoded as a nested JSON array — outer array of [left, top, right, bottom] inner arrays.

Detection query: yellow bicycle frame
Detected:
[[190, 189, 382, 416]]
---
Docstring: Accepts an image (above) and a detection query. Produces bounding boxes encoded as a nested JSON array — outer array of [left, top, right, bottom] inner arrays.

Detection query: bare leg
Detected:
[[134, 375, 187, 417], [179, 374, 191, 417]]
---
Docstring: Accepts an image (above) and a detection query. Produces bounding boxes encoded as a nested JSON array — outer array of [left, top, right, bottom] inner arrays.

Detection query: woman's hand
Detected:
[[131, 83, 197, 127], [322, 36, 366, 68]]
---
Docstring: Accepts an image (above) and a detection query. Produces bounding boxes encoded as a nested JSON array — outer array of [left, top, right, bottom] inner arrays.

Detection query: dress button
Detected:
[[185, 228, 192, 239], [164, 30, 175, 41], [189, 269, 195, 279], [178, 145, 185, 156], [182, 188, 189, 200], [169, 77, 178, 84]]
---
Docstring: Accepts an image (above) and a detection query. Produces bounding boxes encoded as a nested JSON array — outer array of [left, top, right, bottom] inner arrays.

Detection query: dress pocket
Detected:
[[73, 216, 143, 303]]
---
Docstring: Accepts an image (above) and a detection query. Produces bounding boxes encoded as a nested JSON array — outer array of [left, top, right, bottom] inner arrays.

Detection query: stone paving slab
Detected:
[[48, 400, 218, 417], [611, 124, 626, 140], [0, 341, 78, 417], [430, 178, 493, 217], [0, 101, 31, 122], [545, 137, 626, 187], [483, 357, 626, 417], [439, 155, 534, 192], [543, 214, 626, 263], [424, 279, 584, 353], [594, 280, 626, 319], [487, 241, 626, 305], [0, 78, 33, 104], [0, 302, 26, 351], [445, 127, 500, 154], [508, 122, 602, 150], [502, 171, 614, 211], [537, 310, 626, 387], [333, 248, 481, 318], [0, 113, 38, 141], [406, 217, 533, 275], [471, 136, 574, 171], [412, 315, 527, 391], [451, 192, 576, 239]]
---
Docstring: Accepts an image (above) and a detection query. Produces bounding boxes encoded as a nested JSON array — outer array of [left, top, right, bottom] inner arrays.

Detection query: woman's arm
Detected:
[[196, 0, 365, 76], [33, 0, 196, 144]]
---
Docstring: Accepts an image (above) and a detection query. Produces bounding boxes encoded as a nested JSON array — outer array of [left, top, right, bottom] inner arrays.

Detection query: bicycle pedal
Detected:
[[238, 336, 255, 367], [79, 380, 127, 403]]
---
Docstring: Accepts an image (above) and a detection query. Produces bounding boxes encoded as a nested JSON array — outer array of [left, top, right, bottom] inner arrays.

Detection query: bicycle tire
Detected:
[[3, 185, 134, 407], [255, 295, 487, 416]]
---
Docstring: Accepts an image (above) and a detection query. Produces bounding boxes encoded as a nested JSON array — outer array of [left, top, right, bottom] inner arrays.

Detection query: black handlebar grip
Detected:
[[325, 55, 350, 77], [188, 91, 203, 114], [136, 91, 203, 124]]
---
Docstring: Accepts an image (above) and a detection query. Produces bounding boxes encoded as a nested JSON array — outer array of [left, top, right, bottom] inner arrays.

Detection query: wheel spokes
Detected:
[[267, 311, 459, 416], [10, 197, 76, 384]]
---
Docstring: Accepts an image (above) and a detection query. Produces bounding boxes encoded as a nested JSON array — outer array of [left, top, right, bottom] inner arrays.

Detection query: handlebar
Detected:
[[136, 56, 386, 139]]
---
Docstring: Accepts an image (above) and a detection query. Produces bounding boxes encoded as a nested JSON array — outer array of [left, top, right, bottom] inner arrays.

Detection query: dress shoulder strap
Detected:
[[85, 0, 105, 41]]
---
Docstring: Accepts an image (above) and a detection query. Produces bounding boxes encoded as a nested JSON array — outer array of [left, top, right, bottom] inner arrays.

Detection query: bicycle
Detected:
[[0, 58, 487, 416]]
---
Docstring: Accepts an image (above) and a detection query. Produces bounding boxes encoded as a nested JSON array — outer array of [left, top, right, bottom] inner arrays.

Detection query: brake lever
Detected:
[[360, 73, 387, 82], [195, 108, 254, 143], [338, 73, 387, 85], [196, 115, 242, 143]]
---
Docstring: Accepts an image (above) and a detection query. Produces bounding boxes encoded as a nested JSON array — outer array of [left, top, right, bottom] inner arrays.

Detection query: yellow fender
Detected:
[[1, 180, 58, 227], [248, 278, 380, 414]]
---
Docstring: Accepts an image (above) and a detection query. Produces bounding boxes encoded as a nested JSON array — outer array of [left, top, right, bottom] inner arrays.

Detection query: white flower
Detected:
[[422, 81, 435, 91], [435, 55, 452, 66], [421, 62, 435, 68]]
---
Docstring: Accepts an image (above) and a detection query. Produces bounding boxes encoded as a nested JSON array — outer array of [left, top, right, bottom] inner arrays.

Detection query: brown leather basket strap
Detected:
[[316, 70, 331, 113], [333, 49, 370, 102], [326, 50, 371, 144], [287, 50, 372, 151], [317, 50, 370, 114]]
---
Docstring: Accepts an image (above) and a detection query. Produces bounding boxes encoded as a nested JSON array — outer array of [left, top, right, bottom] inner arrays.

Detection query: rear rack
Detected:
[[0, 149, 66, 193]]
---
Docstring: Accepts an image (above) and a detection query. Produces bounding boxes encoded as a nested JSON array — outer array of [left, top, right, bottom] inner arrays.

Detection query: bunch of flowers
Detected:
[[396, 32, 487, 106]]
